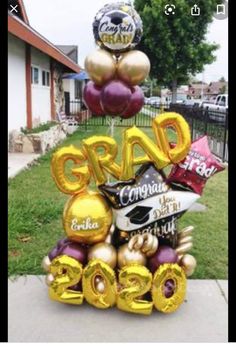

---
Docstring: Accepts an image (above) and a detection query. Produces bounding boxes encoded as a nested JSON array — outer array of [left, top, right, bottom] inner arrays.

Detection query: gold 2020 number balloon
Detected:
[[82, 259, 117, 309], [85, 49, 116, 86], [117, 265, 153, 315], [151, 263, 186, 313], [63, 191, 113, 244], [117, 50, 150, 86]]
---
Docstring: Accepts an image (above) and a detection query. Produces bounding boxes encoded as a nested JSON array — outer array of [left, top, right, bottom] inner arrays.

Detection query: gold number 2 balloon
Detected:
[[82, 259, 117, 309], [151, 263, 186, 313], [49, 255, 83, 305], [117, 265, 153, 315]]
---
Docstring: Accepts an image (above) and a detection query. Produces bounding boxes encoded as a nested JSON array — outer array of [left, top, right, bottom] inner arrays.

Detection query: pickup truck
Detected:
[[202, 94, 228, 122]]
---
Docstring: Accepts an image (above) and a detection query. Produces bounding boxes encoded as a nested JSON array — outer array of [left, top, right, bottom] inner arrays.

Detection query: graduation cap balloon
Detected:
[[99, 163, 200, 248]]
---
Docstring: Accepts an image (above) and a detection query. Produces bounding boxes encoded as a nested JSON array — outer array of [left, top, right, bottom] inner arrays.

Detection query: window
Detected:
[[42, 70, 50, 86], [31, 66, 39, 84]]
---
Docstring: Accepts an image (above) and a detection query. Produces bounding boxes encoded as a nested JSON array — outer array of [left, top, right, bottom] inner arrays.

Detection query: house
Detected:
[[8, 0, 81, 136], [205, 81, 228, 99], [188, 82, 208, 99]]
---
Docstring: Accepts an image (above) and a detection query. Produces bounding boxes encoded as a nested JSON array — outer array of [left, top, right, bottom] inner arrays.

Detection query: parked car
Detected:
[[148, 96, 161, 106], [202, 94, 228, 122]]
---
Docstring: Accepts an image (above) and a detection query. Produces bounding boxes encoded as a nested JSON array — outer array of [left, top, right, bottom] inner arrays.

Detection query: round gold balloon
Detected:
[[117, 243, 146, 269], [88, 242, 117, 269], [180, 254, 197, 277], [117, 50, 150, 86], [63, 191, 112, 244], [85, 49, 117, 86], [42, 256, 51, 272]]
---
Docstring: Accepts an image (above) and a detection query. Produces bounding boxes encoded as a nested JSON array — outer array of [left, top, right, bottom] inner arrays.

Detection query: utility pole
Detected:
[[201, 71, 205, 100]]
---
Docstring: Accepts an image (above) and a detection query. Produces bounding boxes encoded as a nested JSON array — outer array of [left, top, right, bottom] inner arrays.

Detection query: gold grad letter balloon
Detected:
[[151, 263, 186, 313], [63, 191, 112, 244], [51, 145, 90, 195], [85, 49, 116, 86], [83, 136, 121, 185], [121, 126, 170, 180], [82, 259, 117, 309], [153, 113, 191, 164], [117, 265, 153, 315], [117, 50, 150, 86], [49, 255, 83, 305]]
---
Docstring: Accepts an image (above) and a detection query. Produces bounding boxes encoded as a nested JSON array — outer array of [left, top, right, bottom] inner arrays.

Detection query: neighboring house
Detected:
[[55, 45, 89, 115], [8, 0, 81, 136], [188, 82, 208, 99], [205, 81, 228, 99]]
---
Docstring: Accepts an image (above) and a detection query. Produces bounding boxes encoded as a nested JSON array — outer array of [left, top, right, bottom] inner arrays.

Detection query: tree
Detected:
[[134, 0, 222, 102], [219, 76, 226, 82]]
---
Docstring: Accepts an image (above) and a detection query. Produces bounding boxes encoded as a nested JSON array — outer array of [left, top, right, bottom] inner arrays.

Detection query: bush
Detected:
[[21, 121, 58, 135]]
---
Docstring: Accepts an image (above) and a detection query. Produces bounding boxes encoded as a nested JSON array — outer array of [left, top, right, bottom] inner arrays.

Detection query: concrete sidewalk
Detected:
[[8, 276, 228, 343], [8, 153, 40, 179]]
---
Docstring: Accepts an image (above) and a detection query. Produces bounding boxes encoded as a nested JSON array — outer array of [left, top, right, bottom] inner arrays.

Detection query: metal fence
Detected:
[[72, 101, 228, 162]]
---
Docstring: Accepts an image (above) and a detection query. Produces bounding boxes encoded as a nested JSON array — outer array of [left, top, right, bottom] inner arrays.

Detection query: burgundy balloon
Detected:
[[100, 80, 132, 116], [164, 279, 175, 298], [121, 86, 144, 119], [59, 243, 87, 266], [83, 81, 105, 116], [48, 246, 59, 261], [57, 238, 70, 249], [148, 245, 178, 274]]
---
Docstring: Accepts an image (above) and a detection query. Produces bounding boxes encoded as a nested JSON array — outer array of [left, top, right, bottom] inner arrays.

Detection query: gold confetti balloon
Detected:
[[63, 191, 113, 244]]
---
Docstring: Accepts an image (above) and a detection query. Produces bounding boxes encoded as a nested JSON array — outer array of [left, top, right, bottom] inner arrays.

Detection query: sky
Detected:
[[23, 0, 228, 83]]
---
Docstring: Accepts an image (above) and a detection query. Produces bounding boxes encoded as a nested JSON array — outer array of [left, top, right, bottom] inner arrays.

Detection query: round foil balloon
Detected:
[[117, 50, 151, 86], [93, 2, 143, 53], [83, 81, 105, 116], [101, 80, 132, 115], [121, 86, 144, 118], [63, 191, 113, 244], [84, 49, 116, 86]]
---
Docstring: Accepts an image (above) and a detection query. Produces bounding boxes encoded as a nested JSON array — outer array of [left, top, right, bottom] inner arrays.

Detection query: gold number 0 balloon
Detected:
[[82, 259, 117, 309], [117, 265, 153, 315], [49, 255, 83, 305], [151, 263, 186, 313]]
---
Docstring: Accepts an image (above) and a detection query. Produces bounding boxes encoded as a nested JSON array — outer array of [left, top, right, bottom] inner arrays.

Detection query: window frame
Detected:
[[31, 65, 40, 85]]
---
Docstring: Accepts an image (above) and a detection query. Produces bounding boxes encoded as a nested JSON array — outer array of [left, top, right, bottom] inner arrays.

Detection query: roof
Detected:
[[8, 13, 81, 73], [56, 45, 78, 63]]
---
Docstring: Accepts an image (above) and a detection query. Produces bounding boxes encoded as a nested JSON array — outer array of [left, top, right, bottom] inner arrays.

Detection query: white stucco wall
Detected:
[[63, 79, 75, 100], [31, 47, 51, 126], [8, 33, 27, 133]]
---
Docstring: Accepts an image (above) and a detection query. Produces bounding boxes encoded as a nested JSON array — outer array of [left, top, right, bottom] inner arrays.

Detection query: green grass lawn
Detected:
[[8, 121, 228, 279]]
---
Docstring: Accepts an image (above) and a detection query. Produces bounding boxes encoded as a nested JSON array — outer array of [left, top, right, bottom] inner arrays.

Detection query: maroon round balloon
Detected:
[[164, 279, 175, 298], [121, 86, 144, 119], [83, 81, 105, 116], [60, 243, 87, 266], [100, 80, 132, 116], [48, 240, 87, 266], [148, 245, 178, 274]]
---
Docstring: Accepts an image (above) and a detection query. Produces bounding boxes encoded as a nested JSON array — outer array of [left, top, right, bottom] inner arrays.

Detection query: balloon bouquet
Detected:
[[42, 2, 225, 315]]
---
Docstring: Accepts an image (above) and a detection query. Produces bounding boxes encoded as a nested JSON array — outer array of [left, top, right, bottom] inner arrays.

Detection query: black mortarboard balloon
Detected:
[[125, 206, 152, 225], [106, 11, 128, 25]]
